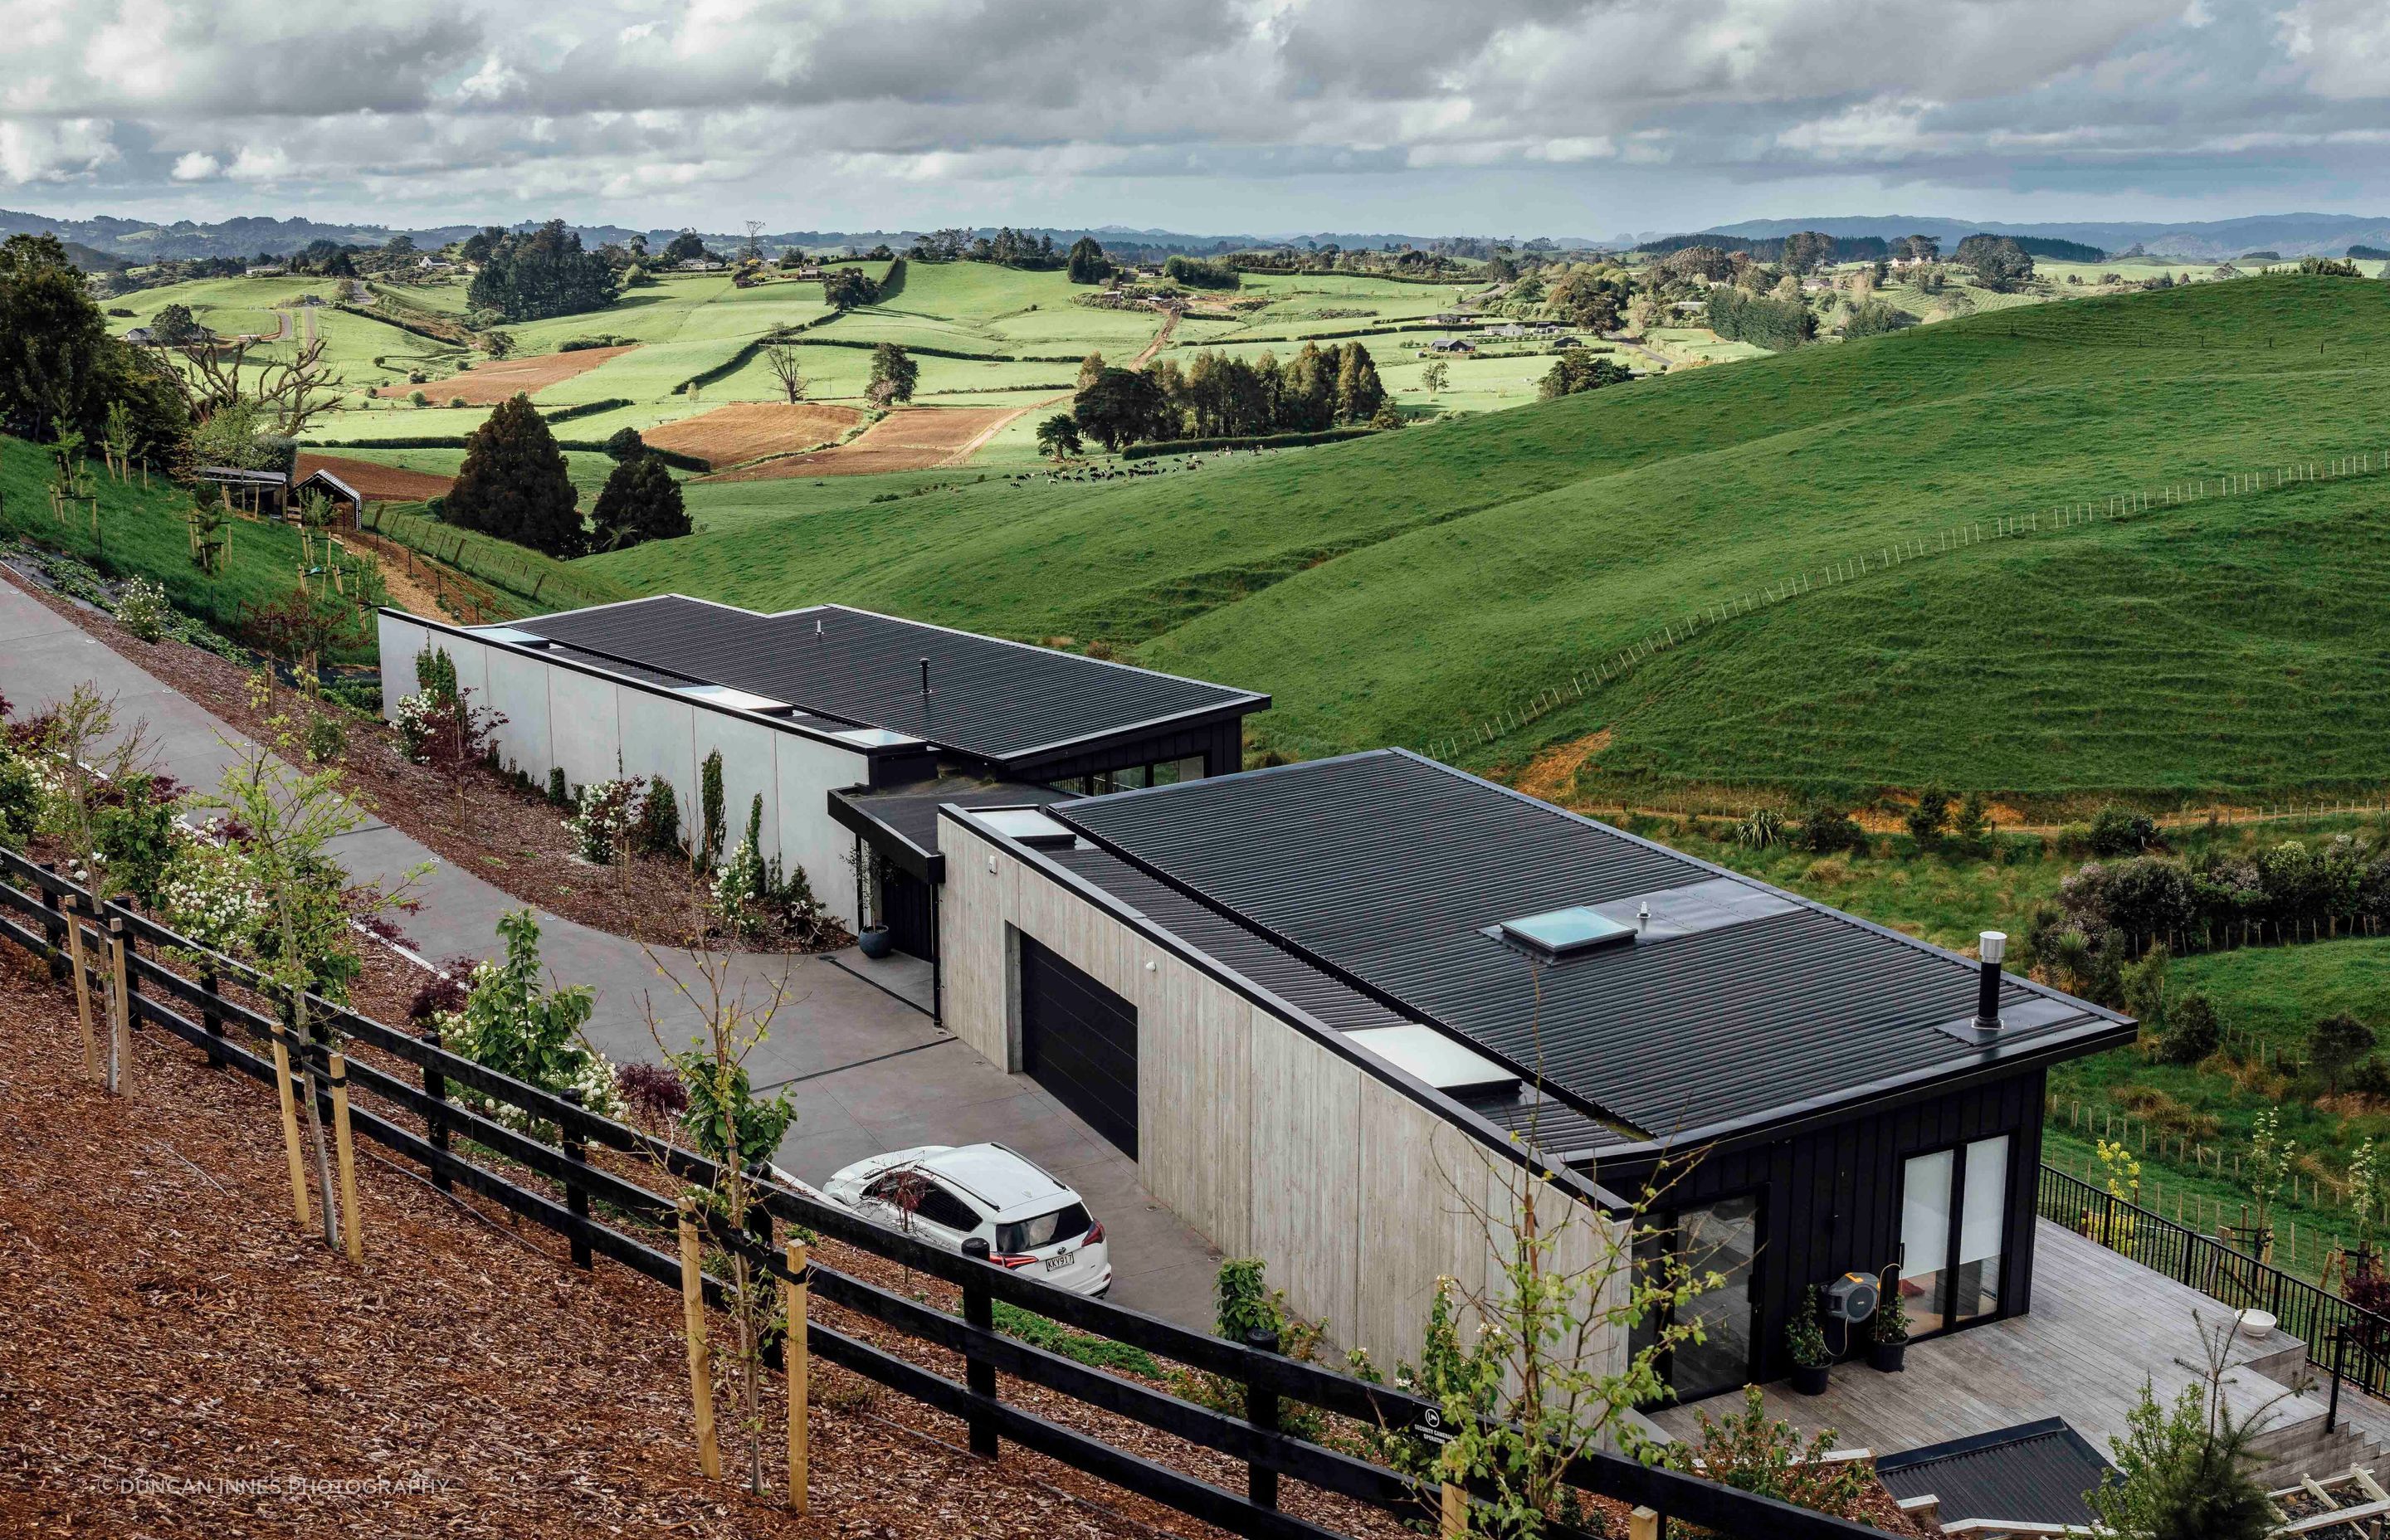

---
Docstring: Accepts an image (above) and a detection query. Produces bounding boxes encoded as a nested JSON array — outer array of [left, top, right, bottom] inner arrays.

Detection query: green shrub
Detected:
[[304, 710, 348, 765], [1905, 786, 1950, 846], [987, 1301, 1160, 1377], [114, 577, 169, 642], [1797, 802, 1866, 854], [545, 765, 568, 807], [2161, 993, 2222, 1065], [699, 749, 725, 866], [637, 777, 681, 856], [1951, 790, 1991, 850], [2088, 804, 2158, 857]]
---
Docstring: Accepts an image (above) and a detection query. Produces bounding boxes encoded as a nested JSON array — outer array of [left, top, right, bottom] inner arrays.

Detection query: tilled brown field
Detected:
[[701, 402, 1051, 480], [643, 402, 865, 469], [293, 453, 456, 503], [373, 346, 637, 405]]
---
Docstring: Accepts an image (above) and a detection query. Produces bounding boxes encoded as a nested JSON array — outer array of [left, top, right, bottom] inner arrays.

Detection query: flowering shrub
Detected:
[[115, 578, 170, 642], [566, 777, 644, 864], [617, 1060, 690, 1131], [154, 838, 266, 953], [434, 909, 621, 1129], [710, 793, 841, 946]]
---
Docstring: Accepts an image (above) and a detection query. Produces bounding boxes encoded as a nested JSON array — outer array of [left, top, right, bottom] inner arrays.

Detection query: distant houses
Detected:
[[1426, 337, 1477, 354]]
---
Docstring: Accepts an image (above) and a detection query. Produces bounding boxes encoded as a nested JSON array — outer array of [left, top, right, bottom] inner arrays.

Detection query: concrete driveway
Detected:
[[1, 570, 1222, 1326]]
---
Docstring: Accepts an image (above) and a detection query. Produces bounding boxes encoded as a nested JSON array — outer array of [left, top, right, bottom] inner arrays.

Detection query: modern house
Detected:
[[926, 748, 2135, 1381], [374, 595, 1269, 934]]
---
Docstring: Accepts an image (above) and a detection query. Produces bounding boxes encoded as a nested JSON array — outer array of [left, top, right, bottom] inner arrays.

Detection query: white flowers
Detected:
[[155, 840, 266, 951], [565, 777, 641, 864]]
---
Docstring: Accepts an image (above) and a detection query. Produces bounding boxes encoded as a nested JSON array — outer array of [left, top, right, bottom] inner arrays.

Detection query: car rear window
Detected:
[[997, 1203, 1093, 1254]]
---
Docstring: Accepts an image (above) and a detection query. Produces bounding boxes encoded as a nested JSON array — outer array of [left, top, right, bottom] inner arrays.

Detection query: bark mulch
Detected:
[[4, 568, 789, 952], [0, 943, 1202, 1540]]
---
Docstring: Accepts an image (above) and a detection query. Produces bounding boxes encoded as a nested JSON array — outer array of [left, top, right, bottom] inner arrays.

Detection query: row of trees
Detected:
[[1066, 341, 1388, 450], [465, 221, 620, 324], [1705, 286, 1818, 349]]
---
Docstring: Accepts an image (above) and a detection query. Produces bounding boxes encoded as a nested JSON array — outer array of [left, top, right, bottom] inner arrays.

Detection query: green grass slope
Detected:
[[590, 276, 2390, 802]]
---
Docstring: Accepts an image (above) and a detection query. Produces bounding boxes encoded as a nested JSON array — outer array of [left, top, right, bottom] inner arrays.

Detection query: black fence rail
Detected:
[[2036, 1163, 2390, 1399], [0, 845, 1882, 1540]]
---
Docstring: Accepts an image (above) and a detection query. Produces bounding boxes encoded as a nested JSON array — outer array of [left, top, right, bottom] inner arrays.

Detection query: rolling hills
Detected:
[[586, 275, 2390, 807]]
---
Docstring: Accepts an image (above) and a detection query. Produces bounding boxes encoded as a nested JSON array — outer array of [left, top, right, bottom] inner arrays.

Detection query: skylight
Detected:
[[975, 807, 1076, 850], [1496, 904, 1635, 959], [830, 726, 926, 749], [677, 684, 793, 715], [1347, 1025, 1519, 1096]]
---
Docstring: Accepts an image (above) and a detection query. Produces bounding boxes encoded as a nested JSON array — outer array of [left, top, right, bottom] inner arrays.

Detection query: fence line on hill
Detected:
[[0, 845, 1881, 1540], [1419, 446, 2390, 768]]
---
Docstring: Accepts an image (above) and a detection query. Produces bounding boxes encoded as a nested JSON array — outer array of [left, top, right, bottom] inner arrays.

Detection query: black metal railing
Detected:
[[2037, 1163, 2390, 1400], [0, 846, 1880, 1540]]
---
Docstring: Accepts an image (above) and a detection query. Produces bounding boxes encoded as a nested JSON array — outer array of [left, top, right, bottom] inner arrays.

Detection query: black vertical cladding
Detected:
[[1616, 1068, 2049, 1388], [884, 867, 938, 962]]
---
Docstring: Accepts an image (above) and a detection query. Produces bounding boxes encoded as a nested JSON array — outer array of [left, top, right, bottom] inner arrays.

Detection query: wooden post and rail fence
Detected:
[[0, 843, 1875, 1540]]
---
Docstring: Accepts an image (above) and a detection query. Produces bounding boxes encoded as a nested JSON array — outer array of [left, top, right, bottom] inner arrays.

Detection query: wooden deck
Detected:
[[1646, 1221, 2347, 1468]]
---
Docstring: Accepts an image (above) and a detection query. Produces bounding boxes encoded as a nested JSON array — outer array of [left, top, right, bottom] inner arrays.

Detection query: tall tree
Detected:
[[590, 452, 690, 552], [762, 342, 807, 403], [1066, 236, 1109, 284], [1954, 234, 2035, 291], [1780, 231, 1836, 274], [822, 266, 877, 309], [446, 394, 583, 556], [867, 343, 918, 405], [1333, 342, 1385, 424], [1072, 367, 1164, 451], [0, 233, 186, 455], [466, 220, 618, 322]]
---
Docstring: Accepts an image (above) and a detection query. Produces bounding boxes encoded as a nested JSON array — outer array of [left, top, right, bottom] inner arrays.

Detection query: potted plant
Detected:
[[1868, 1272, 1910, 1372], [857, 925, 895, 959], [1788, 1285, 1832, 1396]]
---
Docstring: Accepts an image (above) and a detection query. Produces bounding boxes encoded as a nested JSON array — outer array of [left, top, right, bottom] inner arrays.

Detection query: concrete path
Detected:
[[0, 572, 1222, 1322]]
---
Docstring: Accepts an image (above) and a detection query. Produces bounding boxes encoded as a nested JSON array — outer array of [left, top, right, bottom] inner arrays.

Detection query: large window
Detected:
[[1632, 1193, 1762, 1401], [1900, 1134, 2012, 1338]]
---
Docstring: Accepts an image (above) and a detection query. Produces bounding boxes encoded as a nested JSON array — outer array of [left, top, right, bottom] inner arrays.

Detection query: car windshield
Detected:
[[997, 1203, 1092, 1255]]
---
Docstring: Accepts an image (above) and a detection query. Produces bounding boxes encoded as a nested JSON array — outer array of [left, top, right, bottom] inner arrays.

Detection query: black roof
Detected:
[[1875, 1419, 2111, 1528], [1045, 750, 2131, 1152], [514, 596, 1265, 767], [831, 777, 1068, 880]]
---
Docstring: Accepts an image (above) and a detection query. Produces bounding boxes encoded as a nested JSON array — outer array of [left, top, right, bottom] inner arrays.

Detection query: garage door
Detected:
[[1019, 938, 1139, 1158]]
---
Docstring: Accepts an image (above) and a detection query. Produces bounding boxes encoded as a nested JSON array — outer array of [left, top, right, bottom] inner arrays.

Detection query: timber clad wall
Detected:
[[1608, 1070, 2048, 1382], [940, 811, 1622, 1372], [378, 613, 868, 919]]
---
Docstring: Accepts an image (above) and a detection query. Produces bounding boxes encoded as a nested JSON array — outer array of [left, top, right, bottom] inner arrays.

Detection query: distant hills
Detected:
[[1693, 213, 2390, 261]]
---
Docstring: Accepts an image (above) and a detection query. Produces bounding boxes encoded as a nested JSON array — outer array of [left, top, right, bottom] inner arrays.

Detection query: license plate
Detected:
[[1043, 1250, 1075, 1273]]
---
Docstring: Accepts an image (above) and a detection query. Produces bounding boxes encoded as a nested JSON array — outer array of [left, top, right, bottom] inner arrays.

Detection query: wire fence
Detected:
[[1421, 445, 2390, 767], [360, 504, 630, 615]]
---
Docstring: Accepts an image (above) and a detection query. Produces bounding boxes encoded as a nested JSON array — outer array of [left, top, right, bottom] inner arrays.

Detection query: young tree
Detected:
[[638, 925, 800, 1499], [2089, 1319, 2278, 1540], [398, 644, 505, 831], [1905, 785, 1951, 846], [1033, 413, 1082, 461], [1951, 789, 1992, 850], [590, 451, 690, 551], [1420, 359, 1449, 397], [762, 343, 807, 404], [866, 343, 917, 405], [446, 394, 583, 556]]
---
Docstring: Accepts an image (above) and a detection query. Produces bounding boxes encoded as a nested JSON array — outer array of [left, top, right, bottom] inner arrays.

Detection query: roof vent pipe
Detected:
[[1973, 931, 2007, 1032], [1637, 902, 1651, 934], [919, 656, 931, 694]]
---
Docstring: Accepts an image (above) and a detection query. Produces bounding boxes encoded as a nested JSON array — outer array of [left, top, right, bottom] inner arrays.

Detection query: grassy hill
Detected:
[[591, 275, 2390, 806]]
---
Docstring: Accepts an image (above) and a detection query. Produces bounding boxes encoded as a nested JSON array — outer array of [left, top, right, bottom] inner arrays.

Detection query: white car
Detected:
[[821, 1143, 1113, 1296]]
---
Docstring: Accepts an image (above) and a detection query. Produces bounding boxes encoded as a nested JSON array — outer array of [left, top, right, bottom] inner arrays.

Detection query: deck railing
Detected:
[[2037, 1163, 2390, 1400]]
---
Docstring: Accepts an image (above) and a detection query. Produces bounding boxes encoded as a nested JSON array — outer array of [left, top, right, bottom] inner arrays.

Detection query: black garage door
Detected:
[[1019, 938, 1139, 1158]]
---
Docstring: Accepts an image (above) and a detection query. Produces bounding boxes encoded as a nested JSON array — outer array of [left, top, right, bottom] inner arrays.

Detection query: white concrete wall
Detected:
[[374, 616, 869, 924], [939, 812, 1621, 1373]]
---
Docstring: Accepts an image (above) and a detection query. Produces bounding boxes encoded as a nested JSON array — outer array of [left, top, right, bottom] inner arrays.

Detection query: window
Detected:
[[997, 1203, 1092, 1255], [1630, 1193, 1761, 1401], [865, 1172, 984, 1235], [1900, 1134, 2012, 1338]]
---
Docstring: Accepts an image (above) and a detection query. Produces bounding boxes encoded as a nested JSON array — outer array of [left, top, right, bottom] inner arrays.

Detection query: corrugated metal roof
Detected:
[[1875, 1419, 2110, 1528], [1043, 841, 1631, 1154], [1051, 750, 2129, 1143], [510, 596, 1265, 765], [839, 778, 1068, 858]]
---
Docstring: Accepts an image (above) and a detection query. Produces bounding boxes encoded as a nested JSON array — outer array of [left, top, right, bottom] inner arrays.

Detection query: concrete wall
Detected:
[[939, 811, 1621, 1373], [378, 615, 867, 921]]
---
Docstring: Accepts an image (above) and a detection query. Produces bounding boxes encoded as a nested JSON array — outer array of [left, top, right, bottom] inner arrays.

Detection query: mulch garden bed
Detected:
[[2, 566, 799, 952], [0, 943, 1193, 1539]]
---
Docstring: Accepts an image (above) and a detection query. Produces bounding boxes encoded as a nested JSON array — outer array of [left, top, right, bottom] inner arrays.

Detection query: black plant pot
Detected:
[[1791, 1362, 1831, 1396], [1867, 1340, 1907, 1373], [858, 927, 895, 959]]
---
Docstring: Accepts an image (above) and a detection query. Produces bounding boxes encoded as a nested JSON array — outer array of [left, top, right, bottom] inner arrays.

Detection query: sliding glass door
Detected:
[[1899, 1134, 2012, 1338], [1632, 1193, 1762, 1401]]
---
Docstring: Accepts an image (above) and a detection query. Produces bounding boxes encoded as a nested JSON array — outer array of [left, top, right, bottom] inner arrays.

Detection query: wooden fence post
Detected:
[[63, 892, 99, 1082], [1440, 1474, 1468, 1538], [1627, 1505, 1661, 1540], [422, 1024, 452, 1191], [1244, 1324, 1281, 1509], [105, 914, 131, 1096], [562, 1088, 592, 1269], [785, 1237, 809, 1514], [37, 864, 65, 982], [677, 1197, 721, 1479], [958, 1237, 1000, 1458], [270, 1009, 314, 1229], [329, 1050, 363, 1265], [200, 963, 226, 1070]]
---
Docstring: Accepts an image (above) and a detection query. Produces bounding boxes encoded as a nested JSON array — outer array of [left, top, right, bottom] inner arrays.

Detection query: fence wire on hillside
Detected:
[[1422, 447, 2390, 766]]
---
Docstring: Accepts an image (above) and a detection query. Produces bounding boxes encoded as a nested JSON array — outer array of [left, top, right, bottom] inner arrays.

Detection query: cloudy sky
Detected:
[[3, 0, 2388, 236]]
